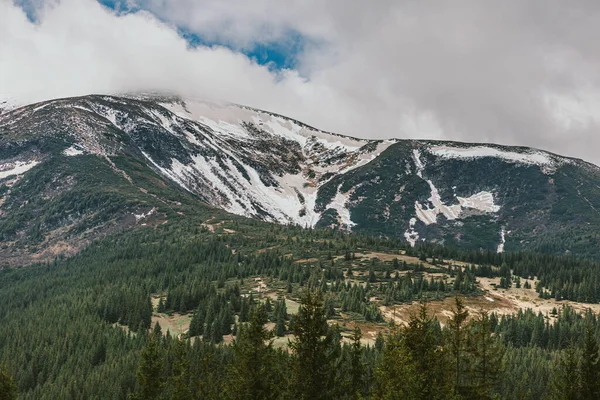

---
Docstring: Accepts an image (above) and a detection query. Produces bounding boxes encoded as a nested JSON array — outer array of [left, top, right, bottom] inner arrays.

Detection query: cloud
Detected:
[[1, 0, 295, 103], [2, 0, 600, 165]]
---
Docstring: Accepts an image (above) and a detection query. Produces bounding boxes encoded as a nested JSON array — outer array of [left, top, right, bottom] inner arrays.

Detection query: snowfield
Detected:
[[149, 98, 393, 228], [406, 147, 503, 246], [63, 146, 85, 156], [428, 145, 555, 166], [0, 160, 40, 179]]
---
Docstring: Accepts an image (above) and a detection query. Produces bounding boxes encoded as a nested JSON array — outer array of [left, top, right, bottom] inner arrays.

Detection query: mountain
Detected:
[[0, 98, 18, 115], [2, 93, 600, 265]]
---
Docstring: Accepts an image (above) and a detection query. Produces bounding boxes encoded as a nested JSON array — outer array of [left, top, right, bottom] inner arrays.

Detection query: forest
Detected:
[[2, 213, 600, 399]]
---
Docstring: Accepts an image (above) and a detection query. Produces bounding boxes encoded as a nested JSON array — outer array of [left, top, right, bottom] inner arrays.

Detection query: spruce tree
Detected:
[[550, 344, 579, 400], [153, 321, 162, 339], [373, 330, 421, 399], [447, 296, 469, 394], [290, 290, 337, 400], [157, 297, 166, 313], [131, 336, 164, 400], [275, 313, 286, 337], [0, 367, 17, 400], [164, 339, 192, 400], [580, 323, 600, 400], [188, 306, 205, 337], [403, 301, 452, 399], [228, 304, 279, 400], [349, 326, 365, 398], [467, 310, 505, 398]]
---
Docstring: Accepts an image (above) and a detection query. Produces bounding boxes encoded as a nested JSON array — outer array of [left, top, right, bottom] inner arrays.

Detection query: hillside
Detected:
[[2, 93, 600, 266], [2, 205, 600, 399], [3, 93, 600, 397]]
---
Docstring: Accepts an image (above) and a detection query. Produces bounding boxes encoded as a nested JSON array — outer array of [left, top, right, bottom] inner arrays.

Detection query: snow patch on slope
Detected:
[[326, 186, 355, 229], [152, 98, 394, 227], [161, 99, 372, 151], [343, 140, 394, 174], [0, 160, 39, 179], [63, 146, 85, 156], [497, 227, 506, 253], [141, 150, 325, 227], [411, 147, 501, 230], [457, 192, 501, 213], [415, 180, 463, 225], [404, 217, 419, 247], [135, 207, 156, 222], [428, 145, 554, 166], [415, 185, 500, 226], [413, 149, 425, 178]]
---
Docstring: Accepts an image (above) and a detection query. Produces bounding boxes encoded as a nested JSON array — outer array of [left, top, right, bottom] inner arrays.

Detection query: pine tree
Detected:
[[549, 344, 579, 400], [369, 269, 377, 283], [447, 296, 469, 394], [467, 310, 505, 398], [290, 290, 337, 400], [157, 297, 166, 313], [164, 339, 192, 400], [188, 306, 205, 337], [580, 323, 600, 399], [375, 332, 385, 353], [153, 321, 162, 339], [275, 313, 286, 337], [373, 330, 421, 399], [403, 301, 452, 399], [348, 326, 365, 398], [228, 304, 279, 400], [131, 337, 164, 400], [0, 367, 17, 400]]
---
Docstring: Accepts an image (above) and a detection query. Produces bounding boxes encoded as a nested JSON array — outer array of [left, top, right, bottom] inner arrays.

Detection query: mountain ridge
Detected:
[[2, 93, 600, 265]]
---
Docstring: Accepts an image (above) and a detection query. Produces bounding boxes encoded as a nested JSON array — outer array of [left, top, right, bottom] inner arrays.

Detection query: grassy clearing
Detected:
[[151, 313, 192, 337]]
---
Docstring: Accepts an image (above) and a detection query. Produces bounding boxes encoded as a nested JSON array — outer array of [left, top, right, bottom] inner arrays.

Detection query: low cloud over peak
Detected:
[[2, 0, 600, 164]]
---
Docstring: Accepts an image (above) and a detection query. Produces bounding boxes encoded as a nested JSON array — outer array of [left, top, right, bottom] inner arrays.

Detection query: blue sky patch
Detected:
[[14, 0, 39, 21], [15, 0, 305, 70], [100, 0, 304, 70], [180, 29, 305, 71]]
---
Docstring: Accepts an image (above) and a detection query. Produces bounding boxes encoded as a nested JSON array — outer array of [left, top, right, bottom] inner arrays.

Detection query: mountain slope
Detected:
[[2, 93, 600, 264]]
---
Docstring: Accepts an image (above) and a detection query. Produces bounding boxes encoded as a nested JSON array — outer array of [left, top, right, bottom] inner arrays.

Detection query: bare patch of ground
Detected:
[[201, 218, 226, 233], [152, 312, 192, 338], [255, 245, 280, 254], [200, 217, 237, 234], [379, 276, 600, 328], [336, 318, 387, 346], [478, 277, 600, 318], [294, 257, 319, 264], [339, 251, 470, 270]]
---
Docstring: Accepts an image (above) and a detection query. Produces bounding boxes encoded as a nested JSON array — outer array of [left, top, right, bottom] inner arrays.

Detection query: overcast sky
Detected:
[[2, 0, 599, 164]]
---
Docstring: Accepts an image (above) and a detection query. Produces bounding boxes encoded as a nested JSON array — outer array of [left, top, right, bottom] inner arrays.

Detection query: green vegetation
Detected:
[[1, 207, 600, 399], [2, 125, 600, 398]]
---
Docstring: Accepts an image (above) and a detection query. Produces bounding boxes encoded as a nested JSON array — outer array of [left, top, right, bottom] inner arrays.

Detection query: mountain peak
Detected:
[[2, 93, 600, 263]]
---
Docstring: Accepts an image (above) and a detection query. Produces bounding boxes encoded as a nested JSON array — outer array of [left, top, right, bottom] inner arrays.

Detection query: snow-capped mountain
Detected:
[[2, 93, 600, 263], [0, 98, 19, 115]]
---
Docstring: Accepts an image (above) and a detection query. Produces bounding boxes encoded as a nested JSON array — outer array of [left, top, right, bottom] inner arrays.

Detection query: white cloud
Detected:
[[1, 0, 295, 104], [2, 0, 600, 165]]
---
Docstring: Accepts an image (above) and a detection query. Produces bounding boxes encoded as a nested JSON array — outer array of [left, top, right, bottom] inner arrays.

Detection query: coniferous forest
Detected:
[[3, 213, 600, 399]]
